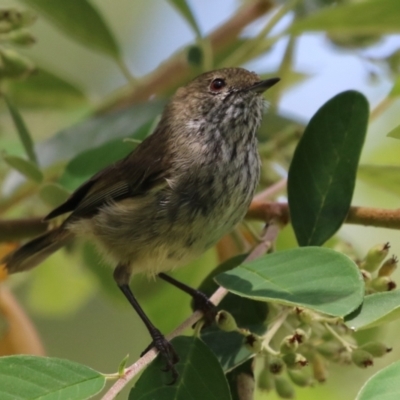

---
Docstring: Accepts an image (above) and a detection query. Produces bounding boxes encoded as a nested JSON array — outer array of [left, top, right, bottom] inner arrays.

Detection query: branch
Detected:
[[102, 223, 280, 400], [247, 201, 400, 230], [99, 0, 275, 113]]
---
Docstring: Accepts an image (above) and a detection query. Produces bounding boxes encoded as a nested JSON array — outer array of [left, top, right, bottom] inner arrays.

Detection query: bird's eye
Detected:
[[210, 78, 226, 92]]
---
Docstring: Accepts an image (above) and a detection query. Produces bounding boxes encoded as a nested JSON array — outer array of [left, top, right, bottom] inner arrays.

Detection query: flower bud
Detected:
[[295, 308, 314, 325], [287, 369, 312, 387], [360, 242, 390, 273], [215, 310, 237, 332], [292, 328, 308, 344], [360, 269, 372, 284], [312, 353, 328, 382], [282, 353, 308, 370], [274, 375, 295, 399], [269, 356, 285, 375], [258, 365, 274, 391], [378, 255, 398, 277], [351, 349, 374, 368], [371, 276, 396, 292], [244, 333, 262, 354], [236, 372, 255, 400], [360, 342, 392, 358], [316, 341, 343, 359], [280, 335, 298, 354], [0, 48, 35, 79], [7, 29, 36, 46]]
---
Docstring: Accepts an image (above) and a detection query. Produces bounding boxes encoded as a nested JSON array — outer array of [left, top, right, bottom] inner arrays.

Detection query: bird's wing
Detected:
[[44, 128, 169, 221]]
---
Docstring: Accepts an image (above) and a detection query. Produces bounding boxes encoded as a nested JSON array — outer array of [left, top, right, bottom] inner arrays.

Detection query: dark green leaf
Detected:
[[3, 94, 37, 164], [216, 247, 364, 317], [290, 0, 400, 35], [129, 336, 232, 400], [357, 164, 400, 198], [288, 90, 369, 246], [35, 100, 165, 167], [58, 119, 152, 191], [3, 154, 43, 183], [187, 45, 203, 66], [168, 0, 201, 37], [356, 360, 400, 400], [346, 291, 400, 331], [0, 355, 105, 400], [22, 0, 120, 59], [8, 67, 87, 108]]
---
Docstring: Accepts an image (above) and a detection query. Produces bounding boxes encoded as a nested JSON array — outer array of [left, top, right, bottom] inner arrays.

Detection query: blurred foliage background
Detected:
[[1, 0, 400, 399]]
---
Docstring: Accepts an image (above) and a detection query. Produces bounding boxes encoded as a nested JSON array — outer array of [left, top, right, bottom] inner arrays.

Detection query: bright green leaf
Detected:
[[346, 291, 400, 331], [8, 67, 87, 108], [216, 247, 364, 317], [21, 0, 120, 59], [290, 0, 400, 35], [387, 124, 400, 139], [168, 0, 201, 37], [390, 76, 400, 97], [3, 154, 43, 183], [3, 94, 37, 164], [356, 360, 400, 400], [288, 90, 369, 246], [0, 355, 105, 400], [358, 164, 400, 198], [129, 336, 231, 400], [58, 119, 153, 191]]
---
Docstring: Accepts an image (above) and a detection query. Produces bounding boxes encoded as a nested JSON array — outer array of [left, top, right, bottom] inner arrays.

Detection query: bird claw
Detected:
[[141, 329, 179, 384], [193, 292, 217, 326]]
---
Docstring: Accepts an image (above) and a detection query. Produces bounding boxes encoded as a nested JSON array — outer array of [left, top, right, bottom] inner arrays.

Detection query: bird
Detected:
[[1, 67, 279, 382]]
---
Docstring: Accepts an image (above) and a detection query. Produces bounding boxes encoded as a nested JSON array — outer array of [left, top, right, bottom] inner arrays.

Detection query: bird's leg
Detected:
[[113, 264, 179, 384], [158, 272, 217, 322]]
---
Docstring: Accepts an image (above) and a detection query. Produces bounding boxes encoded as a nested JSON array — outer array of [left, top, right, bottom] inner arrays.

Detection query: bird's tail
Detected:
[[1, 228, 73, 275]]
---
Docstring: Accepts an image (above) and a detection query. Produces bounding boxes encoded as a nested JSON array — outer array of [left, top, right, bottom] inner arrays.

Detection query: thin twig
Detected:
[[102, 223, 280, 400], [262, 308, 290, 353]]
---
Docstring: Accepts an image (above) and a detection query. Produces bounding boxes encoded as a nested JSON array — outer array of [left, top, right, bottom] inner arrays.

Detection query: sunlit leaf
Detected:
[[387, 124, 400, 139], [290, 0, 400, 35], [357, 164, 400, 198], [346, 291, 400, 331], [288, 91, 369, 246], [3, 155, 43, 183], [0, 355, 105, 400], [8, 67, 87, 108], [129, 336, 231, 400], [168, 0, 201, 37], [216, 247, 364, 317], [3, 95, 37, 164], [21, 0, 120, 60], [356, 360, 400, 400]]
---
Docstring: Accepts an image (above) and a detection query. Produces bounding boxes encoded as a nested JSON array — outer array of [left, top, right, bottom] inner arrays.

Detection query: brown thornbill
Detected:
[[1, 68, 279, 382]]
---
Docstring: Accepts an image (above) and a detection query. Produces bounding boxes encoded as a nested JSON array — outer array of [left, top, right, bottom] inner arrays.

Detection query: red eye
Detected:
[[210, 78, 226, 92]]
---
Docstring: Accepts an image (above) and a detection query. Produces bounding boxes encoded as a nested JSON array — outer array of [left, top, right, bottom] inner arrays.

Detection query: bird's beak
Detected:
[[249, 77, 280, 93]]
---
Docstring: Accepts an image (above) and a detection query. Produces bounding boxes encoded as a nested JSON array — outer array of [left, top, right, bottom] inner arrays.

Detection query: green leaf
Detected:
[[216, 247, 364, 317], [3, 94, 37, 164], [8, 67, 87, 108], [58, 119, 153, 191], [21, 0, 120, 59], [0, 355, 105, 400], [356, 360, 400, 400], [390, 77, 400, 97], [357, 164, 400, 198], [3, 154, 43, 183], [345, 291, 400, 331], [39, 182, 71, 208], [387, 124, 400, 139], [168, 0, 201, 37], [129, 336, 232, 400], [36, 100, 165, 167], [187, 45, 203, 66], [288, 90, 369, 246], [290, 0, 400, 35]]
